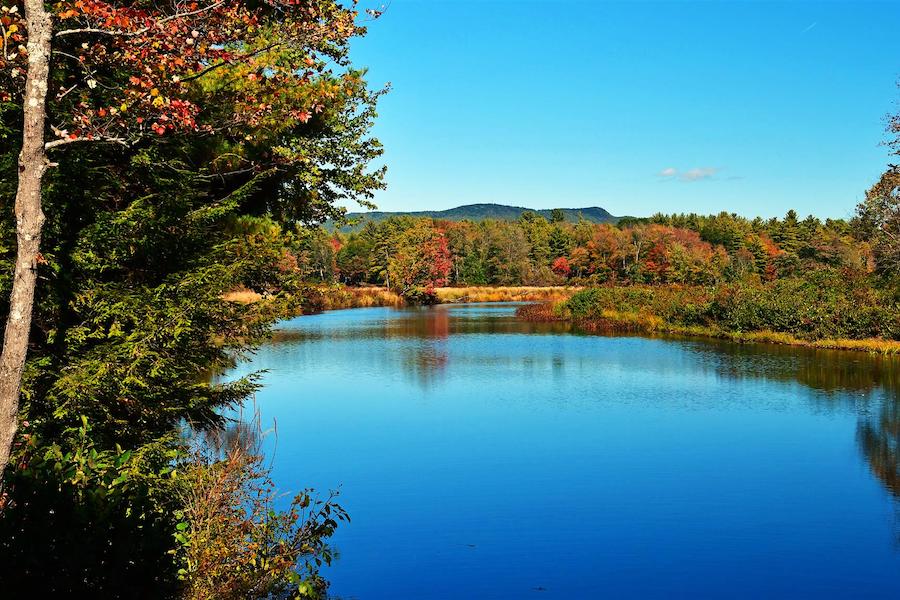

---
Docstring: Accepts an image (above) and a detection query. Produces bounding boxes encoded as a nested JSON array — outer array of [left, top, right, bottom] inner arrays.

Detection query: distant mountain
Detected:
[[341, 203, 619, 226]]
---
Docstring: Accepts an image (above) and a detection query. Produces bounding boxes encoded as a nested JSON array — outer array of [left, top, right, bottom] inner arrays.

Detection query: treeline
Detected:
[[284, 207, 875, 296], [518, 165, 900, 348]]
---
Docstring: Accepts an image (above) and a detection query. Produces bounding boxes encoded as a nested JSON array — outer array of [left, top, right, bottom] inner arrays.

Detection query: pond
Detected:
[[226, 303, 900, 598]]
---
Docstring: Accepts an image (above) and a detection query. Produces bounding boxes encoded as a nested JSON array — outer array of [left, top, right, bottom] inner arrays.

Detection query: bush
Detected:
[[561, 268, 900, 341], [178, 415, 347, 600]]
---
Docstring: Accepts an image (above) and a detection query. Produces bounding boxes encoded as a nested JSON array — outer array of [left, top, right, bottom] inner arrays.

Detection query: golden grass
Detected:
[[308, 286, 404, 311], [222, 288, 264, 304], [224, 285, 582, 311], [433, 286, 581, 304]]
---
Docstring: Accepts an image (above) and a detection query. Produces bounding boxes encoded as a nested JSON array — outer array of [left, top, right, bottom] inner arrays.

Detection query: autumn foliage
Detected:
[[318, 209, 871, 292], [1, 0, 368, 146]]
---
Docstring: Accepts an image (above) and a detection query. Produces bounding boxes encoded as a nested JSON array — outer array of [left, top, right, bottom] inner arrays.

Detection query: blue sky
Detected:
[[351, 0, 900, 219]]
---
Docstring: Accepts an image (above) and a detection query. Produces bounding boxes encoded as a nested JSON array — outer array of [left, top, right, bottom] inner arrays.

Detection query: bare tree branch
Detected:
[[45, 135, 129, 149]]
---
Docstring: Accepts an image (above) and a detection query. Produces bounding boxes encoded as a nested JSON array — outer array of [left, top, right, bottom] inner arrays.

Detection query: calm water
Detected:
[[228, 303, 900, 599]]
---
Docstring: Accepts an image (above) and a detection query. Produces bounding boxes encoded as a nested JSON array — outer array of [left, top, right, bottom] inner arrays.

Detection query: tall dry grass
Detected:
[[302, 286, 404, 312], [434, 286, 580, 304], [221, 288, 264, 304], [223, 285, 581, 312]]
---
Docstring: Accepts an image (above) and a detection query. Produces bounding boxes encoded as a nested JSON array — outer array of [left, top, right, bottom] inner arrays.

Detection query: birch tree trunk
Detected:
[[0, 0, 52, 478]]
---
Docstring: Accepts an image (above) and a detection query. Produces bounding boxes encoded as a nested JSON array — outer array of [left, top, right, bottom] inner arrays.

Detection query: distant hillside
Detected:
[[340, 203, 619, 226]]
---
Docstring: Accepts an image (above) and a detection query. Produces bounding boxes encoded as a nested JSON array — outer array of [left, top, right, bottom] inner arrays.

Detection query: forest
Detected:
[[296, 208, 871, 291], [273, 197, 900, 348]]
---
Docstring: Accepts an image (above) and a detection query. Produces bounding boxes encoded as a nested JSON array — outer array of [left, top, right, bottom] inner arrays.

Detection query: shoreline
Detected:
[[224, 284, 900, 355], [516, 303, 900, 356], [223, 285, 582, 311]]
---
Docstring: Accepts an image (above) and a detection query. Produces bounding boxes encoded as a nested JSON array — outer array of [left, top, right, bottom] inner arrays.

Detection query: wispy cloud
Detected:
[[657, 166, 727, 182], [801, 22, 817, 34], [682, 167, 718, 182]]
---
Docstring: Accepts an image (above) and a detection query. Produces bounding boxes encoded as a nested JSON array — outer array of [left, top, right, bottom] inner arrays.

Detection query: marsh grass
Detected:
[[517, 299, 900, 355], [221, 288, 264, 304], [303, 286, 405, 311], [223, 285, 581, 313], [433, 286, 580, 304]]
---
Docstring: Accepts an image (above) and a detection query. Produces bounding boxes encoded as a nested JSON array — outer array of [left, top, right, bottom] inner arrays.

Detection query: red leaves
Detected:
[[425, 232, 452, 290], [552, 257, 571, 277], [5, 1, 365, 145]]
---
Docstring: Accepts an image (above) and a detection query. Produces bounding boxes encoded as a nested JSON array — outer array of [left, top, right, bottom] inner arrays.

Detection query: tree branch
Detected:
[[180, 43, 282, 83], [45, 135, 129, 150]]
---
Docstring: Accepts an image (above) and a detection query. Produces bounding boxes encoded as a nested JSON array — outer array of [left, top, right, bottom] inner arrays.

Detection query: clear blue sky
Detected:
[[350, 0, 900, 219]]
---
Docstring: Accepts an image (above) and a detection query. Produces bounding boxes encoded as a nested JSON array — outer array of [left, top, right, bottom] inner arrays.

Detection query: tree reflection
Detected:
[[266, 307, 900, 501], [858, 402, 900, 497], [674, 337, 900, 501]]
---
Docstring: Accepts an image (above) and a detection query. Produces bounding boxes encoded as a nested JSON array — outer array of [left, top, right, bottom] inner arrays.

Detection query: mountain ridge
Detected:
[[343, 203, 619, 225]]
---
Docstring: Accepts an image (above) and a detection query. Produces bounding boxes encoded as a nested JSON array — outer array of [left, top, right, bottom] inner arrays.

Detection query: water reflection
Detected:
[[859, 404, 900, 497], [269, 304, 900, 502], [667, 338, 900, 501]]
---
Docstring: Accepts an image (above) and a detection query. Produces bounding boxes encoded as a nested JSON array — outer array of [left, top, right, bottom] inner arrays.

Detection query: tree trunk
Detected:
[[0, 0, 52, 479]]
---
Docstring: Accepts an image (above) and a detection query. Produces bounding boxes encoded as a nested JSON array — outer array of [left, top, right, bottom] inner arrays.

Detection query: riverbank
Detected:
[[518, 284, 900, 355], [223, 285, 581, 312], [223, 279, 900, 354]]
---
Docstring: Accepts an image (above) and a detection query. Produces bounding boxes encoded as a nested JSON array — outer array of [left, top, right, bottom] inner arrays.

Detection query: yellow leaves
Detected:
[[150, 88, 159, 97], [152, 96, 164, 107], [120, 103, 127, 112]]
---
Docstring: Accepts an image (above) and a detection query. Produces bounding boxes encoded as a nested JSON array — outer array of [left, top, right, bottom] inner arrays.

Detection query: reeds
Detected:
[[221, 288, 264, 304], [302, 285, 405, 312], [223, 285, 581, 312], [434, 286, 580, 304]]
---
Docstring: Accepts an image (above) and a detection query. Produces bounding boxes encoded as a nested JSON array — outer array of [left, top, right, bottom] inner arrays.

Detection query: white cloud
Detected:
[[681, 167, 718, 182], [658, 167, 677, 177]]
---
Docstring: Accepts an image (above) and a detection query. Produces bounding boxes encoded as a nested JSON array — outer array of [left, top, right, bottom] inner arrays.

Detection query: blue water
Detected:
[[228, 303, 900, 598]]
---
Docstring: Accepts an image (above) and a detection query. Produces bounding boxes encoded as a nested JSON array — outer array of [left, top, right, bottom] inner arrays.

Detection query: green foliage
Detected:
[[855, 167, 900, 280], [563, 268, 900, 341], [178, 420, 348, 600], [0, 418, 182, 596]]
